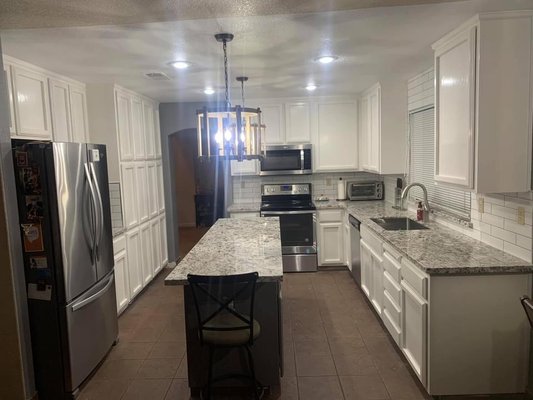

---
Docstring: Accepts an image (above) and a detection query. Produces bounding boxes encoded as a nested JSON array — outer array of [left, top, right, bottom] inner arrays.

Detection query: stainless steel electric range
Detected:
[[260, 183, 317, 272]]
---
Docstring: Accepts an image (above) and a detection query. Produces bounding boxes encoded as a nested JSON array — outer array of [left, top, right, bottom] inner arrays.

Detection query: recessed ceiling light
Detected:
[[170, 61, 190, 69], [306, 84, 317, 92], [316, 55, 338, 64], [204, 87, 215, 95]]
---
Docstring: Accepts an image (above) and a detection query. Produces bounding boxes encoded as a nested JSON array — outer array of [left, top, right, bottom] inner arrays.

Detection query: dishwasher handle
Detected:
[[349, 215, 360, 230]]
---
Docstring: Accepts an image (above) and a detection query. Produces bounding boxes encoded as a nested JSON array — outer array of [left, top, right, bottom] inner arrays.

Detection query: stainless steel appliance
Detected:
[[346, 180, 384, 201], [260, 183, 317, 272], [259, 144, 312, 176], [349, 215, 362, 285], [12, 140, 118, 400]]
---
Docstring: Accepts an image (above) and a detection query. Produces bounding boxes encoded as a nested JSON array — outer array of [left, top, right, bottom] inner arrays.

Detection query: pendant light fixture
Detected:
[[197, 33, 265, 160]]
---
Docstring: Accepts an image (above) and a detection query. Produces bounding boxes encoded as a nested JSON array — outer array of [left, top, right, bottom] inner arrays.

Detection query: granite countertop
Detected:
[[165, 217, 283, 285], [227, 202, 261, 213], [320, 200, 533, 275]]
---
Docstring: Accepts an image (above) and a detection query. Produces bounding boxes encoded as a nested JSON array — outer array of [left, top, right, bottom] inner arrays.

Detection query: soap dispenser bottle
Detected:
[[416, 201, 424, 221]]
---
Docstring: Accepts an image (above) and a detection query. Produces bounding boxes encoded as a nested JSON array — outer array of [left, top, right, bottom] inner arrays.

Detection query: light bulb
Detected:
[[170, 61, 190, 69], [214, 131, 223, 144], [224, 129, 232, 141], [204, 87, 215, 95], [316, 55, 338, 64], [306, 84, 317, 92]]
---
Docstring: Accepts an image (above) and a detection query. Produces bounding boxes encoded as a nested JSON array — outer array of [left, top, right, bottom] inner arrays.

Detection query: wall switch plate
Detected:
[[478, 197, 484, 213], [517, 207, 526, 225], [326, 178, 331, 186]]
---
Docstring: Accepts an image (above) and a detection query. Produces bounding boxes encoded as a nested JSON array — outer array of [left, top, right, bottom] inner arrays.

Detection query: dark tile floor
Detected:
[[79, 266, 432, 400]]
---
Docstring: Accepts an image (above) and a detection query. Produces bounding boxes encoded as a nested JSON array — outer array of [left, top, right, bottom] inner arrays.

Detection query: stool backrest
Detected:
[[521, 296, 533, 327], [187, 272, 259, 345]]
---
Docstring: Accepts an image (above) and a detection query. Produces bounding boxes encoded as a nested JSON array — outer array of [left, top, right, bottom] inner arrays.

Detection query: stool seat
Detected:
[[203, 312, 261, 346]]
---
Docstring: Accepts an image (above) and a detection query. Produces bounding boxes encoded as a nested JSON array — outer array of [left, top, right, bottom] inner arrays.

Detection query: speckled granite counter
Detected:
[[227, 202, 261, 213], [318, 200, 532, 275], [165, 217, 283, 285]]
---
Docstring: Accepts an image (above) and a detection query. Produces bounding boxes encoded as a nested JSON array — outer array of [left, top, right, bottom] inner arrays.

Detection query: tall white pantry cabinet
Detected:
[[433, 11, 533, 193], [87, 84, 168, 315]]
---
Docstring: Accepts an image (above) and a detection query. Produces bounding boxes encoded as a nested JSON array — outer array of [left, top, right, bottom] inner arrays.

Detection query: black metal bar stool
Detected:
[[187, 272, 262, 400]]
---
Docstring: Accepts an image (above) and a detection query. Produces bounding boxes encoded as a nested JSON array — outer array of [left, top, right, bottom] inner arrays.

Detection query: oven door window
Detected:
[[261, 150, 302, 172], [278, 213, 315, 251]]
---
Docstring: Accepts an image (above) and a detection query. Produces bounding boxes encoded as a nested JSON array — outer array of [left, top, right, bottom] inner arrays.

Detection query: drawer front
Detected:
[[360, 225, 382, 255], [383, 251, 401, 282], [383, 271, 401, 306], [401, 258, 428, 299], [383, 243, 402, 261], [382, 305, 401, 346], [113, 234, 126, 255], [383, 289, 401, 327], [318, 209, 343, 223]]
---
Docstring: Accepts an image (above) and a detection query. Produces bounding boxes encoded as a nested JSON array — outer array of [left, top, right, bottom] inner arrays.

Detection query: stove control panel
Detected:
[[262, 183, 311, 196]]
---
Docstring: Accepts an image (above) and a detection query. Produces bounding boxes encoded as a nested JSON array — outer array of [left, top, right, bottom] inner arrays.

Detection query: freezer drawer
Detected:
[[64, 271, 118, 391]]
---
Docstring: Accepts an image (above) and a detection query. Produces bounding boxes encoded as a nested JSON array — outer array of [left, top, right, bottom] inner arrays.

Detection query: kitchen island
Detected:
[[165, 217, 283, 395]]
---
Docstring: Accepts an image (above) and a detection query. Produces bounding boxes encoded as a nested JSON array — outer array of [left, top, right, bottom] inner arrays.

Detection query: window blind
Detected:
[[408, 107, 471, 219]]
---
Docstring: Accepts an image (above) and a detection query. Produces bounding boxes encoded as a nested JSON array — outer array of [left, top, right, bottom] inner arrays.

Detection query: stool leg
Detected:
[[206, 346, 214, 400], [245, 345, 259, 400]]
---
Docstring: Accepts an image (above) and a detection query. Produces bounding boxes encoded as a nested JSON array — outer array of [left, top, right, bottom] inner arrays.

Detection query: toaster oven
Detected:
[[346, 181, 384, 201]]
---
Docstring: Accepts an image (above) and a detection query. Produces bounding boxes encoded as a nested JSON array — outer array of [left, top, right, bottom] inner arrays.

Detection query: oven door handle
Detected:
[[261, 210, 316, 216]]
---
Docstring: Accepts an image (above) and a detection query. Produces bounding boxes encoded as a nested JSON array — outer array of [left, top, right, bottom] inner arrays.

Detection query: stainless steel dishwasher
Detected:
[[349, 215, 361, 286]]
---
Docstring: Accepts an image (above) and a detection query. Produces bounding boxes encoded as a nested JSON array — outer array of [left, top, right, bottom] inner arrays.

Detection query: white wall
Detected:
[[403, 68, 533, 262]]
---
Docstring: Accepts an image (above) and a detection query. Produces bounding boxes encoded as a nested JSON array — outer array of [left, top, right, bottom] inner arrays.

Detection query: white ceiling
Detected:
[[2, 0, 533, 103]]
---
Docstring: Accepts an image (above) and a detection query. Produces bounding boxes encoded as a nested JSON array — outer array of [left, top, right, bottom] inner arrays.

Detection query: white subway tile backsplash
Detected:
[[483, 194, 505, 206], [503, 242, 531, 261], [490, 226, 516, 243], [480, 213, 504, 228], [504, 219, 532, 238], [109, 182, 123, 230], [491, 204, 518, 221], [516, 234, 531, 250], [481, 233, 504, 250]]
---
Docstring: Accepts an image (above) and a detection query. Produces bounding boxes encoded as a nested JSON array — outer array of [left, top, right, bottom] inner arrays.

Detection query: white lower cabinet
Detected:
[[125, 228, 143, 299], [139, 222, 153, 285], [360, 239, 372, 298], [317, 210, 345, 266], [113, 235, 129, 315], [400, 279, 427, 387], [159, 214, 168, 267], [151, 218, 162, 275], [360, 235, 383, 315]]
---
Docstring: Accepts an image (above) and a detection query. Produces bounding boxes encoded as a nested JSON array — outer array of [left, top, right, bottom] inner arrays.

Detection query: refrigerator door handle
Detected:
[[71, 274, 114, 312], [84, 163, 99, 263], [90, 162, 104, 256]]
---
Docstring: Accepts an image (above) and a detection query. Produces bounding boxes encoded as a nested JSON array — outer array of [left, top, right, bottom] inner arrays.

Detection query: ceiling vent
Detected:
[[144, 71, 171, 80]]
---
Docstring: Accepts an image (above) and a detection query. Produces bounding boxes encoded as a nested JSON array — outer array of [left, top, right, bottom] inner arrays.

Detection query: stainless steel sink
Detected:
[[370, 217, 429, 231]]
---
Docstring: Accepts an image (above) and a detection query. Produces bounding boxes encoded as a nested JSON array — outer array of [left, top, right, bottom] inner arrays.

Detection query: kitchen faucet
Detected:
[[401, 183, 430, 222]]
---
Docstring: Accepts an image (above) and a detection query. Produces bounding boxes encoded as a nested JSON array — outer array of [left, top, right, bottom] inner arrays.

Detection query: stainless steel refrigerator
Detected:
[[12, 140, 118, 400]]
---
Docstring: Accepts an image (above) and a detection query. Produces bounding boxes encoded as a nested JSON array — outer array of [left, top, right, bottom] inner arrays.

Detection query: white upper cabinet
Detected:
[[143, 99, 156, 159], [147, 161, 159, 218], [156, 161, 165, 214], [115, 89, 134, 161], [313, 100, 358, 172], [4, 63, 16, 134], [135, 162, 149, 224], [359, 81, 406, 174], [131, 96, 145, 160], [120, 162, 139, 229], [433, 12, 533, 193], [260, 104, 284, 144], [69, 83, 89, 143], [154, 108, 162, 158], [12, 65, 52, 139], [49, 78, 72, 142], [434, 26, 475, 188], [285, 102, 311, 143]]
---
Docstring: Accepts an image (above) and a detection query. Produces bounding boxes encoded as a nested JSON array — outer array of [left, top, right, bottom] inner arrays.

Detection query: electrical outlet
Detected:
[[478, 197, 484, 213], [326, 178, 332, 186], [517, 207, 526, 225]]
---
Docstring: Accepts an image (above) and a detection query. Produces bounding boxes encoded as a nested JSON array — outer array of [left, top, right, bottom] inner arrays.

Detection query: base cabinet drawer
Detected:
[[382, 307, 401, 346], [383, 271, 401, 305]]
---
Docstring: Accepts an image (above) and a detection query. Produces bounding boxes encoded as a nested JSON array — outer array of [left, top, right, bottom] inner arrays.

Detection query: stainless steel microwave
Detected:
[[347, 181, 384, 200], [259, 144, 312, 176]]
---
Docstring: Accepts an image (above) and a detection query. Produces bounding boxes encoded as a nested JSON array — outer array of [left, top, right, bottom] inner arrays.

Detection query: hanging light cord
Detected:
[[222, 39, 230, 109], [240, 79, 245, 107]]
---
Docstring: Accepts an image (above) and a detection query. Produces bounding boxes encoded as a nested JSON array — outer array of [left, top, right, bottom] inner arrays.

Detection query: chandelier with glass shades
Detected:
[[196, 33, 265, 160]]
